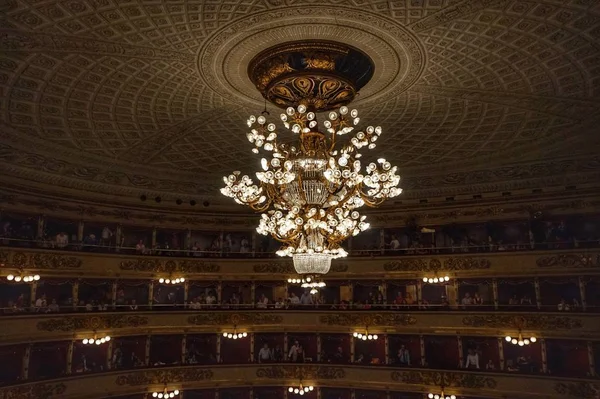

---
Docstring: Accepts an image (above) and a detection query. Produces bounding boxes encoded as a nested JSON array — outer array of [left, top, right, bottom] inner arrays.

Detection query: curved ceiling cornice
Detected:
[[0, 0, 599, 208]]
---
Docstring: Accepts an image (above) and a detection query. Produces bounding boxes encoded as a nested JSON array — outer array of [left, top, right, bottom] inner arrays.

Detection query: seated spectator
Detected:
[[461, 293, 473, 309], [257, 343, 272, 363], [506, 359, 519, 372], [396, 345, 410, 366], [508, 295, 520, 307], [521, 295, 533, 306], [289, 292, 300, 306], [558, 298, 570, 311], [333, 346, 346, 363], [205, 291, 217, 306], [300, 290, 313, 306], [355, 353, 365, 363], [473, 292, 483, 305], [135, 240, 146, 254], [35, 294, 48, 312], [47, 298, 60, 312], [571, 297, 580, 310], [274, 298, 284, 309], [56, 232, 69, 249], [85, 302, 93, 311], [273, 345, 284, 362], [485, 359, 495, 370], [464, 349, 480, 369], [256, 294, 269, 309], [98, 301, 108, 311], [128, 299, 139, 310]]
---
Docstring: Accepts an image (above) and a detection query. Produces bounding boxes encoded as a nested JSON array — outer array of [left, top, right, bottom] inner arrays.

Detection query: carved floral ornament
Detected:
[[461, 315, 583, 330], [256, 366, 345, 380], [0, 382, 66, 399], [253, 262, 348, 273], [319, 313, 417, 327], [119, 259, 219, 273], [536, 254, 600, 269], [383, 257, 491, 272], [555, 382, 600, 399], [188, 313, 283, 326], [3, 251, 81, 269], [37, 315, 148, 332], [392, 370, 497, 389], [116, 369, 214, 386]]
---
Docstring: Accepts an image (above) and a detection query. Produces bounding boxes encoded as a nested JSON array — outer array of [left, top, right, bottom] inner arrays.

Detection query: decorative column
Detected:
[[457, 336, 464, 368], [419, 335, 426, 366], [30, 281, 37, 308], [184, 280, 189, 305], [181, 335, 187, 364], [348, 282, 354, 306], [66, 340, 74, 374], [145, 335, 151, 366], [251, 231, 257, 258], [185, 229, 192, 252], [250, 333, 255, 362], [379, 228, 385, 255], [284, 388, 288, 399], [534, 277, 541, 310], [219, 231, 224, 256], [317, 387, 321, 399], [284, 280, 289, 300], [316, 334, 321, 362], [381, 281, 387, 304], [77, 221, 84, 243], [115, 225, 122, 252], [579, 277, 587, 311], [148, 281, 154, 309], [111, 280, 118, 309], [452, 280, 459, 309], [217, 281, 223, 303], [251, 282, 256, 308], [540, 339, 548, 373], [350, 334, 355, 363], [417, 280, 423, 304], [22, 344, 31, 380], [498, 338, 505, 371], [72, 280, 79, 310], [37, 215, 44, 239], [249, 388, 253, 399], [216, 389, 220, 399], [588, 341, 595, 377], [151, 227, 157, 249], [107, 339, 113, 370], [351, 389, 356, 399], [216, 334, 222, 363], [386, 392, 390, 399], [284, 333, 288, 357], [384, 334, 389, 364], [492, 278, 499, 310]]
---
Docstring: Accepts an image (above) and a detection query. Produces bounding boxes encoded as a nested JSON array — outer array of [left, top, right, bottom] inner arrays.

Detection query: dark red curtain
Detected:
[[254, 333, 284, 363], [0, 344, 24, 384], [254, 387, 285, 399], [389, 335, 420, 366], [149, 335, 182, 366], [539, 278, 580, 310], [546, 339, 589, 377], [220, 335, 251, 364], [113, 336, 146, 369], [321, 388, 351, 399], [220, 387, 249, 399], [116, 280, 149, 309], [186, 334, 217, 365], [354, 336, 385, 365], [29, 341, 68, 379], [184, 390, 217, 399], [386, 280, 417, 304], [288, 334, 317, 362], [36, 278, 75, 309], [462, 336, 499, 369], [72, 341, 108, 373], [321, 334, 350, 364], [424, 335, 459, 369], [355, 390, 384, 399], [503, 340, 542, 373]]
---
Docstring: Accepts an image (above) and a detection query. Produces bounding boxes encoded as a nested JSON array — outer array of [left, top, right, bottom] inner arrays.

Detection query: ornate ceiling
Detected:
[[0, 0, 599, 208]]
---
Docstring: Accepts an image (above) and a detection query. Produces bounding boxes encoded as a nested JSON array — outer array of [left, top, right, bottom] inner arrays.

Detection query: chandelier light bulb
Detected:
[[294, 389, 299, 394], [289, 388, 294, 393], [429, 395, 434, 399], [89, 338, 95, 344], [14, 276, 22, 282], [153, 394, 158, 398], [505, 336, 511, 342], [6, 274, 14, 281], [223, 332, 228, 337], [422, 277, 428, 282], [83, 339, 88, 345], [530, 336, 537, 343], [444, 276, 450, 281], [158, 394, 163, 399], [511, 339, 517, 344], [34, 274, 40, 280], [159, 278, 164, 283], [373, 334, 378, 340], [524, 339, 530, 345]]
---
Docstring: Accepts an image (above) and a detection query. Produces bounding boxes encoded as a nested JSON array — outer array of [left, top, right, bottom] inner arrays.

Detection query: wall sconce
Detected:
[[82, 332, 111, 345], [158, 276, 185, 285], [6, 272, 40, 283], [288, 381, 314, 396], [222, 325, 247, 340], [505, 332, 536, 346], [423, 275, 450, 284], [151, 386, 180, 398], [353, 327, 378, 341]]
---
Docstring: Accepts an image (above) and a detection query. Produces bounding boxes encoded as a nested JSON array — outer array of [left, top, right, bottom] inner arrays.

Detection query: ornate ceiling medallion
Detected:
[[248, 41, 374, 112]]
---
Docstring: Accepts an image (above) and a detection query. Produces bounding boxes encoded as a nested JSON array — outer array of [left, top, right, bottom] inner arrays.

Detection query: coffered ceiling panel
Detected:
[[0, 0, 599, 205]]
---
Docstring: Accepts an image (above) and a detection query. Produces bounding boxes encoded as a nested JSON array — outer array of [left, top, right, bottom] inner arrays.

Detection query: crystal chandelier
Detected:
[[221, 41, 402, 277]]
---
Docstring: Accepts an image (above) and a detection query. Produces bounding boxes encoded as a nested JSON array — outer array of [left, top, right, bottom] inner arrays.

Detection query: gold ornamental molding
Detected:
[[119, 259, 220, 273], [462, 315, 584, 330], [37, 315, 148, 332], [6, 251, 82, 269], [537, 254, 600, 269], [115, 368, 214, 386], [253, 262, 348, 274], [256, 365, 345, 380], [319, 313, 417, 327], [555, 382, 599, 399], [392, 370, 497, 389], [383, 257, 491, 272], [0, 382, 66, 399], [187, 313, 283, 326]]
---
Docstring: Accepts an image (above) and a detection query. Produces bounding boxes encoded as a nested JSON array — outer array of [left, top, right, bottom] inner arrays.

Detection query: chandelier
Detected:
[[158, 276, 185, 285], [353, 327, 378, 341], [152, 387, 180, 399], [82, 333, 110, 345], [222, 325, 248, 340], [288, 382, 314, 396], [6, 272, 40, 283], [505, 332, 537, 346], [221, 41, 402, 277], [423, 275, 450, 284], [428, 391, 456, 399]]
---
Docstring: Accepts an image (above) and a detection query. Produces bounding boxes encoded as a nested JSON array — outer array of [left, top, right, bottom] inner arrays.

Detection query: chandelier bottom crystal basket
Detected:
[[221, 40, 402, 279]]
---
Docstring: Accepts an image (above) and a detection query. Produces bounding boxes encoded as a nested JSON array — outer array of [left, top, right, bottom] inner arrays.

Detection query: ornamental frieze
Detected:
[[384, 257, 491, 272], [37, 315, 148, 332], [188, 313, 282, 326], [31, 253, 82, 269], [392, 370, 497, 389], [0, 382, 66, 399], [536, 254, 599, 269], [461, 315, 583, 330], [116, 368, 213, 386], [0, 251, 8, 264], [119, 259, 219, 273], [11, 252, 28, 268], [555, 382, 599, 398], [319, 313, 416, 327], [256, 365, 345, 380], [253, 262, 348, 273]]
